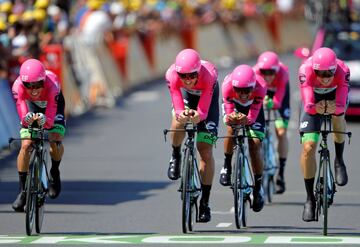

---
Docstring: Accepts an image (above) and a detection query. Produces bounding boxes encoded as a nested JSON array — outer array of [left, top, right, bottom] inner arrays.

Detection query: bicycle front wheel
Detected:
[[181, 147, 192, 233], [322, 156, 329, 236], [233, 146, 245, 229], [35, 159, 46, 234], [25, 151, 37, 236]]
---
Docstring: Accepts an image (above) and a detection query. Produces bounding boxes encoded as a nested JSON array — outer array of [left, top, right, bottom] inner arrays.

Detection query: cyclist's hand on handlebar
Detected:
[[177, 110, 190, 124], [325, 100, 336, 114], [35, 113, 46, 126], [316, 100, 326, 114], [188, 109, 200, 124], [236, 112, 249, 125], [25, 112, 36, 125]]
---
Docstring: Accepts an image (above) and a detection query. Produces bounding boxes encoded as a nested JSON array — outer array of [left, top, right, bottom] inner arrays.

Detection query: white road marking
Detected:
[[216, 223, 232, 228]]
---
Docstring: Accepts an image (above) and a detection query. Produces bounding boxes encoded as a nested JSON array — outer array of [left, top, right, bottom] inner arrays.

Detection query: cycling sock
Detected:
[[224, 153, 232, 171], [18, 172, 27, 191], [51, 159, 61, 175], [334, 141, 345, 163], [278, 158, 286, 177], [304, 178, 315, 201], [172, 145, 181, 159], [254, 175, 262, 190], [200, 184, 212, 205]]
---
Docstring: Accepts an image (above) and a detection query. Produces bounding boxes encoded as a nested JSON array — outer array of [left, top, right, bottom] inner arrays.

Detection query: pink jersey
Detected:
[[12, 70, 61, 129], [298, 57, 349, 115], [166, 60, 218, 121], [253, 62, 289, 109], [222, 73, 267, 124]]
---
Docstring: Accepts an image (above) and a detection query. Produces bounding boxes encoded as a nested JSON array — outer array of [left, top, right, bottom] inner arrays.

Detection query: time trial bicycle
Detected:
[[9, 125, 52, 236], [300, 114, 351, 236], [219, 124, 254, 229], [164, 122, 202, 233]]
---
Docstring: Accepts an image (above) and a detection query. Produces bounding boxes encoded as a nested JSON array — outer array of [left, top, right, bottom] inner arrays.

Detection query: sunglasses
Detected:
[[260, 69, 276, 76], [23, 80, 44, 89], [314, 69, 336, 78], [233, 86, 254, 94], [177, 72, 198, 80]]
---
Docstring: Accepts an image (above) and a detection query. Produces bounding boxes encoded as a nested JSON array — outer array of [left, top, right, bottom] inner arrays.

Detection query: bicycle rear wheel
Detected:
[[182, 148, 192, 233], [25, 152, 37, 236], [233, 147, 245, 229]]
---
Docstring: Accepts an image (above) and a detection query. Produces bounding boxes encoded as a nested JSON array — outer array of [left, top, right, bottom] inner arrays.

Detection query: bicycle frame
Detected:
[[163, 122, 201, 233]]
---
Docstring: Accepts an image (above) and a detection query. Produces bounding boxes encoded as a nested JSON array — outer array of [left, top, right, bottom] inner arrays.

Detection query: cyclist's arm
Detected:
[[44, 88, 58, 129], [197, 80, 215, 121], [272, 79, 287, 109], [247, 77, 266, 124], [334, 65, 350, 115], [299, 65, 316, 115], [12, 82, 30, 127]]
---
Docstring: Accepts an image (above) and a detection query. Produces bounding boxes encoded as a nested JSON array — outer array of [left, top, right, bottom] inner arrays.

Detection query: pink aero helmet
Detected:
[[312, 47, 337, 71], [231, 65, 256, 88], [257, 51, 280, 70], [175, 49, 201, 73], [19, 58, 46, 82]]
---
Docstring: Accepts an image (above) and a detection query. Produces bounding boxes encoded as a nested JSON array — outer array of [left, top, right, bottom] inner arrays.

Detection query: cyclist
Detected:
[[11, 58, 66, 212], [298, 47, 349, 222], [219, 64, 266, 212], [253, 51, 290, 194], [166, 49, 219, 223]]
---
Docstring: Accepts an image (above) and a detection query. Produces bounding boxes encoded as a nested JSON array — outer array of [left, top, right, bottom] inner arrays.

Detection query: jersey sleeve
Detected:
[[247, 76, 266, 124], [335, 62, 350, 115], [44, 83, 58, 129], [12, 79, 29, 126], [299, 63, 316, 115], [272, 67, 288, 109], [222, 75, 235, 115], [166, 66, 185, 117]]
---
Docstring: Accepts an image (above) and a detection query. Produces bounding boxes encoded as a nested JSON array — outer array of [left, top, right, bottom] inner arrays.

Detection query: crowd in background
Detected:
[[0, 0, 305, 86], [0, 0, 359, 107]]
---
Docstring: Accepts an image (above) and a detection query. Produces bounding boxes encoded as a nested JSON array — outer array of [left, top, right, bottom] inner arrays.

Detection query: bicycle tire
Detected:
[[233, 146, 245, 229], [322, 156, 329, 236], [25, 151, 37, 236], [266, 176, 274, 204], [35, 153, 46, 234], [182, 147, 192, 233]]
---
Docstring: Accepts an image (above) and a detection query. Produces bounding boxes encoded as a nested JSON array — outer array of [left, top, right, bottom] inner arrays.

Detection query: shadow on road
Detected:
[[0, 180, 171, 207]]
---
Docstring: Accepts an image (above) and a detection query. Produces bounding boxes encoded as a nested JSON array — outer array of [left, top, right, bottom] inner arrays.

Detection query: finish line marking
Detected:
[[1, 235, 360, 244]]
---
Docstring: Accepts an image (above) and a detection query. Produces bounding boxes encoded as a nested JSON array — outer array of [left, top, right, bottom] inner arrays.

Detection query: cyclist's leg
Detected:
[[299, 109, 321, 221], [168, 91, 195, 180], [197, 82, 219, 222], [275, 83, 291, 193], [247, 106, 265, 212], [332, 113, 348, 186], [219, 99, 236, 186], [13, 132, 32, 212], [48, 91, 66, 199], [13, 102, 41, 211]]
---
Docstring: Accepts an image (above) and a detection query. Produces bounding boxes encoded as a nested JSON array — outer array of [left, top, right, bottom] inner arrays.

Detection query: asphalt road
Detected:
[[0, 54, 360, 245]]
